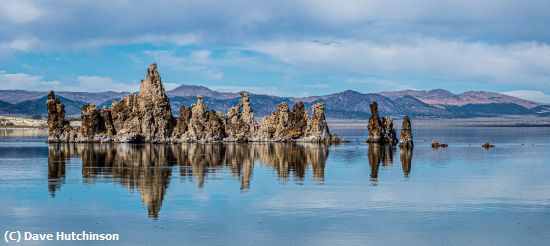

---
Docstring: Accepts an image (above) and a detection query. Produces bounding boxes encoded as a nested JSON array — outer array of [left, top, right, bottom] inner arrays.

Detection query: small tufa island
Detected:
[[46, 64, 345, 143], [365, 101, 413, 148]]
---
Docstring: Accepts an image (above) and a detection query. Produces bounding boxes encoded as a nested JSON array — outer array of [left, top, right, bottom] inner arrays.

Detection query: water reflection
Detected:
[[368, 144, 413, 181], [47, 144, 67, 197], [400, 147, 413, 177], [47, 143, 329, 219], [367, 144, 381, 182]]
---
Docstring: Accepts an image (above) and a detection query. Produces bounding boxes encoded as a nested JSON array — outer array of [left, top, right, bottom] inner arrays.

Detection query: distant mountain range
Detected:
[[1, 85, 549, 119]]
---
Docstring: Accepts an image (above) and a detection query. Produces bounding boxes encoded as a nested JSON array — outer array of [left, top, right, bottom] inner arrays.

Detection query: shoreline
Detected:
[[329, 116, 550, 128], [3, 115, 550, 129]]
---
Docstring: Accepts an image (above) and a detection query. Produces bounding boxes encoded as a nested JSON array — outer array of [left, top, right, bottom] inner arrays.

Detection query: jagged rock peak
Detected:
[[399, 116, 413, 148], [47, 90, 56, 100], [366, 101, 383, 143], [46, 91, 76, 142], [139, 63, 167, 100], [307, 103, 330, 137], [225, 92, 256, 141], [381, 116, 397, 145]]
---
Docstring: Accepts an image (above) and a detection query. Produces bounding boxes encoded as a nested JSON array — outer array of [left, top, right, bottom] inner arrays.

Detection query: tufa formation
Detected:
[[366, 101, 413, 146], [398, 116, 413, 148], [431, 140, 448, 148], [481, 141, 495, 149], [366, 102, 383, 143], [46, 64, 344, 143]]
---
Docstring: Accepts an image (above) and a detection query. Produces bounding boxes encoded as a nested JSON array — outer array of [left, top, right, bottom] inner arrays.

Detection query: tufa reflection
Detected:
[[47, 142, 329, 219], [368, 143, 413, 182], [400, 146, 413, 177]]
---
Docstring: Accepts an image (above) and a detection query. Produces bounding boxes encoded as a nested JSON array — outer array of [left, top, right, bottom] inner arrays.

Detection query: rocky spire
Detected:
[[135, 63, 173, 141], [172, 106, 191, 139], [398, 116, 413, 148], [225, 92, 257, 141], [306, 103, 330, 137], [46, 91, 75, 142], [139, 63, 168, 100], [184, 96, 226, 141], [381, 116, 397, 145], [366, 101, 383, 143], [45, 64, 345, 143]]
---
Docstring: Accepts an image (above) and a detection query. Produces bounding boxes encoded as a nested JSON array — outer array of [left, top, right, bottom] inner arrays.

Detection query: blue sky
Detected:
[[0, 0, 550, 102]]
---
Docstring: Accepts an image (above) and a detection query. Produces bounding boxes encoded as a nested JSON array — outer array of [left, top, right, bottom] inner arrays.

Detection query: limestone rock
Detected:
[[117, 63, 174, 142], [257, 102, 291, 141], [398, 116, 413, 148], [46, 64, 345, 143], [224, 93, 257, 141], [282, 101, 309, 139], [482, 141, 495, 149], [381, 116, 397, 145], [184, 96, 226, 141], [431, 140, 448, 148], [46, 91, 76, 142], [80, 103, 100, 138], [172, 106, 191, 139], [366, 102, 383, 143], [306, 103, 330, 137]]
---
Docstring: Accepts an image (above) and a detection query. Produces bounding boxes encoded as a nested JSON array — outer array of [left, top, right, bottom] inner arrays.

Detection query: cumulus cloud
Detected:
[[1, 0, 549, 95], [346, 77, 416, 91], [249, 39, 550, 89], [0, 71, 60, 90], [0, 71, 165, 92], [2, 0, 550, 52], [0, 1, 43, 24], [3, 38, 39, 52]]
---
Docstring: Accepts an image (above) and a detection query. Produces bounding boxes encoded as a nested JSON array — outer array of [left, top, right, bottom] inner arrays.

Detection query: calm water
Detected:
[[1, 127, 550, 245]]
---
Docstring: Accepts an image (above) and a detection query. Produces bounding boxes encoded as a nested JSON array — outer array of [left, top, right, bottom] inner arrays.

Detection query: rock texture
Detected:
[[224, 93, 256, 141], [398, 116, 413, 148], [366, 102, 383, 143], [111, 63, 174, 142], [367, 101, 411, 146], [481, 141, 495, 149], [256, 101, 344, 142], [46, 64, 343, 143], [431, 140, 448, 148], [46, 91, 76, 142], [381, 116, 397, 145]]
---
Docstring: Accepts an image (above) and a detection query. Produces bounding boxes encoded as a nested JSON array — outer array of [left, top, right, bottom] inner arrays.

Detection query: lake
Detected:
[[1, 126, 550, 245]]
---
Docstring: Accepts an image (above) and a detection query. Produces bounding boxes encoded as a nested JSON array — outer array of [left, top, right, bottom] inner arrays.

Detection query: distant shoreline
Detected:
[[2, 115, 550, 129], [329, 116, 550, 128]]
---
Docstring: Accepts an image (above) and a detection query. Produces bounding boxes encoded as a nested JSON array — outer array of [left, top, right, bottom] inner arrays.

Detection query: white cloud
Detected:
[[143, 50, 226, 81], [0, 71, 60, 90], [0, 71, 156, 93], [79, 33, 199, 49], [69, 76, 139, 92], [346, 77, 416, 91], [5, 37, 38, 52], [249, 39, 550, 89], [0, 1, 43, 24], [503, 90, 550, 104]]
